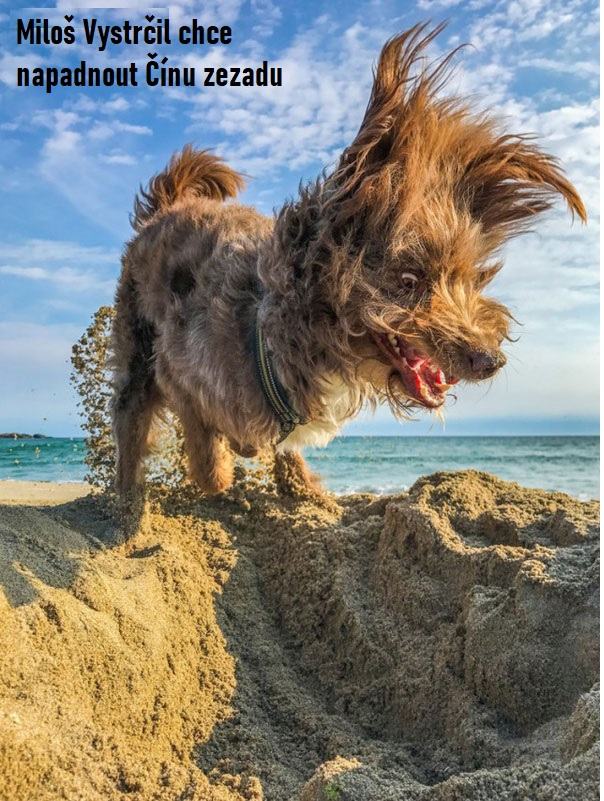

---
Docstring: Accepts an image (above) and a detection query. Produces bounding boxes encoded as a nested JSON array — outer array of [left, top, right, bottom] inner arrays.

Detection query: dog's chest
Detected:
[[278, 375, 357, 451]]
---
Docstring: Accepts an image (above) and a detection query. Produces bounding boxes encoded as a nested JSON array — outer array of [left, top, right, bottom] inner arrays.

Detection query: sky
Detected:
[[0, 0, 599, 437]]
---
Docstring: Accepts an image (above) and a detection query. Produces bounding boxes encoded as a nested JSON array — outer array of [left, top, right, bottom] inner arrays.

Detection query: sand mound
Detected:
[[0, 471, 598, 800]]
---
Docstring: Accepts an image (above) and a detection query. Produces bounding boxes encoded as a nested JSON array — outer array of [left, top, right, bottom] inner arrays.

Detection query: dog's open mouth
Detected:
[[372, 332, 459, 409]]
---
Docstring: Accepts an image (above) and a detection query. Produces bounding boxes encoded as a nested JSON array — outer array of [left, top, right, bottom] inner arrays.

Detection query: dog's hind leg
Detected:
[[111, 275, 161, 502], [175, 402, 234, 494], [113, 368, 160, 498], [111, 339, 160, 537]]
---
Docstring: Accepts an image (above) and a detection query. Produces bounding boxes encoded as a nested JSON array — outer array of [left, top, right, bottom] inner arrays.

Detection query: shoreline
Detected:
[[0, 476, 598, 506], [0, 433, 600, 439]]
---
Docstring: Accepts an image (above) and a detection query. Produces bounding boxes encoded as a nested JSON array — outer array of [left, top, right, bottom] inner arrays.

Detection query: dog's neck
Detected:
[[254, 223, 358, 429], [255, 288, 326, 422], [252, 316, 309, 440], [255, 286, 362, 449]]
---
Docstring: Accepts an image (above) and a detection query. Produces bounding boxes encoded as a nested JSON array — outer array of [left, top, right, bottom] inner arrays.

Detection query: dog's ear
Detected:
[[475, 262, 502, 290], [464, 137, 587, 238], [326, 23, 458, 238], [333, 24, 452, 192]]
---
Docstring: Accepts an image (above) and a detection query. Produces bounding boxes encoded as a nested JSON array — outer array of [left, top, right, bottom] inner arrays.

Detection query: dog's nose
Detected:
[[468, 350, 506, 378]]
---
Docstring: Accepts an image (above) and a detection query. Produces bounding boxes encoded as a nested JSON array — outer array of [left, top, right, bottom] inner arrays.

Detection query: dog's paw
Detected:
[[111, 487, 147, 541], [272, 450, 338, 511]]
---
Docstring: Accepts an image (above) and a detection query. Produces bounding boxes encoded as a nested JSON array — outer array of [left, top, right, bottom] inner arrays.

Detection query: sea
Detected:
[[0, 435, 599, 500]]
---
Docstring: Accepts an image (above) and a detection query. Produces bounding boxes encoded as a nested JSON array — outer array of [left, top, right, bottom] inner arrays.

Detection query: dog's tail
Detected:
[[132, 145, 245, 230]]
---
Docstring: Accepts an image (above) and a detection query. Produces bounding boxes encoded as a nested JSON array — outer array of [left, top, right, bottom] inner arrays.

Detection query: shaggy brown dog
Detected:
[[111, 23, 585, 501]]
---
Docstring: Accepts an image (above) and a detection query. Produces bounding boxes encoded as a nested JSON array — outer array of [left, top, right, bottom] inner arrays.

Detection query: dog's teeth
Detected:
[[388, 334, 397, 346], [394, 346, 401, 355]]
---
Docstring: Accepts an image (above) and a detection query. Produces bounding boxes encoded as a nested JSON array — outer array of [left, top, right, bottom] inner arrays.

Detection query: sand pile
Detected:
[[0, 470, 599, 800]]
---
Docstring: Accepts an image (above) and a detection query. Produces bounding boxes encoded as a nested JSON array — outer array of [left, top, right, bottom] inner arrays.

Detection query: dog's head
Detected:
[[273, 24, 586, 415]]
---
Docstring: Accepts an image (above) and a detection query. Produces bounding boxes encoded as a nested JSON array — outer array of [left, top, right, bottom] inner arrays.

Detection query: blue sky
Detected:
[[0, 0, 599, 436]]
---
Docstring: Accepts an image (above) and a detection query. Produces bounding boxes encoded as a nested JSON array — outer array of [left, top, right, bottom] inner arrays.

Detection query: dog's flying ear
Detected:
[[463, 137, 587, 238], [326, 23, 458, 234], [322, 23, 586, 251], [333, 24, 452, 190], [475, 262, 502, 290]]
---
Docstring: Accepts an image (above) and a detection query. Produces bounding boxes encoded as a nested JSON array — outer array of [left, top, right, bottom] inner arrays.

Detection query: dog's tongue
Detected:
[[406, 350, 458, 384], [405, 349, 425, 369], [405, 349, 448, 387], [371, 332, 461, 408]]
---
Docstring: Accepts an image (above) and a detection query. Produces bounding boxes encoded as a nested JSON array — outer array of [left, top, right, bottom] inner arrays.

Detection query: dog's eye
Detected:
[[400, 272, 419, 291]]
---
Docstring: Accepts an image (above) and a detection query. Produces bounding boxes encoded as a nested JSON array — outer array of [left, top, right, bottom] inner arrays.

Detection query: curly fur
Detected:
[[111, 23, 585, 499]]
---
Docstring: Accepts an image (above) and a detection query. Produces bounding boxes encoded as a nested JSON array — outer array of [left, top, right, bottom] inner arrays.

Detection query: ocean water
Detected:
[[305, 436, 600, 500], [0, 435, 599, 500]]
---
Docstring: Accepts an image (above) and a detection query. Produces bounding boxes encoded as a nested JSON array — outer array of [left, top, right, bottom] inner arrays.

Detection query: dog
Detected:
[[111, 23, 585, 502]]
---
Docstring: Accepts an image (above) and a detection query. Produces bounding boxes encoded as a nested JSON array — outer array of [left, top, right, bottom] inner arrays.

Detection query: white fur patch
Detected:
[[278, 375, 357, 451]]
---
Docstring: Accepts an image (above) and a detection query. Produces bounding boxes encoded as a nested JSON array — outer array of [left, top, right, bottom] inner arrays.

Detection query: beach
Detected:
[[0, 470, 598, 800], [0, 479, 89, 505]]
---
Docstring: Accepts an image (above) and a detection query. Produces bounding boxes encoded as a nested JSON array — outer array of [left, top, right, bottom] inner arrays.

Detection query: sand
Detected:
[[0, 470, 598, 800], [0, 480, 90, 506]]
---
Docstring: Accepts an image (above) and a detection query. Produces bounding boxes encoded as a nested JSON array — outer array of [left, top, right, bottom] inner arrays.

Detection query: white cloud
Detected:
[[89, 123, 115, 141], [37, 110, 145, 235], [88, 120, 152, 140], [0, 239, 119, 265], [417, 0, 465, 7], [55, 0, 157, 7], [69, 95, 131, 114], [520, 56, 599, 77], [114, 121, 152, 135], [179, 19, 388, 175], [0, 239, 118, 296], [51, 0, 245, 22], [101, 152, 137, 165], [468, 0, 595, 50], [0, 264, 115, 293], [0, 52, 44, 86], [104, 96, 130, 112], [250, 0, 282, 38]]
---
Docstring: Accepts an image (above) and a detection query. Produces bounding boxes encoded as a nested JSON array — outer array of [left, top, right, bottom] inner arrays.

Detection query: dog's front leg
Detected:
[[272, 450, 325, 501], [176, 402, 234, 494]]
